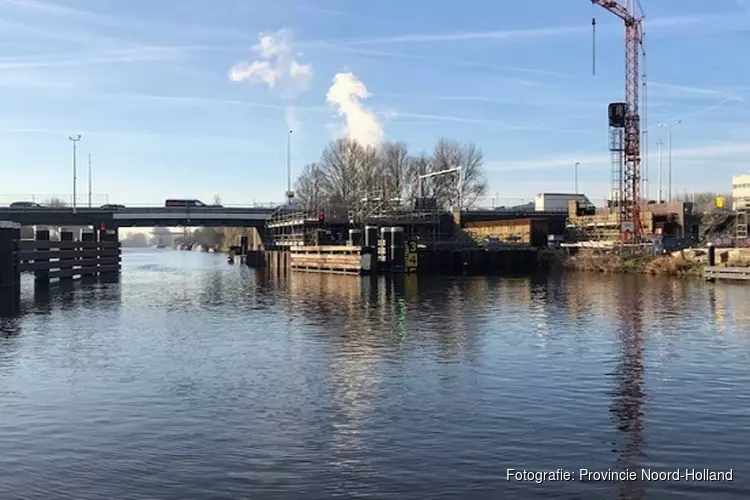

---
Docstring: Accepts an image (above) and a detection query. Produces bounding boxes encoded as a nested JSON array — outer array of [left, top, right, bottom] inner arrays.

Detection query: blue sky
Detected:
[[1, 0, 749, 207]]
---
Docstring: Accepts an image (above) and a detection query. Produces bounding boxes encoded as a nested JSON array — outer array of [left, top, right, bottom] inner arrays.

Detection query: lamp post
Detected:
[[88, 153, 92, 208], [658, 120, 681, 203], [656, 138, 663, 204], [574, 162, 580, 194], [286, 129, 293, 203], [69, 134, 81, 213]]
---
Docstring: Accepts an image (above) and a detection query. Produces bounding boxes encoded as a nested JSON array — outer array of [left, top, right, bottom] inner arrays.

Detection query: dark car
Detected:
[[165, 199, 206, 208], [10, 201, 43, 208], [164, 199, 223, 208], [101, 204, 126, 210]]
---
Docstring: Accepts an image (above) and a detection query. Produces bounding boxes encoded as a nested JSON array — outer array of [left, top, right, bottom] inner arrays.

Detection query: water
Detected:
[[2, 249, 750, 499]]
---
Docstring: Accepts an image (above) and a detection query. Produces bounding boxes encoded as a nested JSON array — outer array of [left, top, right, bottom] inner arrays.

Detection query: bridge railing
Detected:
[[0, 203, 284, 212]]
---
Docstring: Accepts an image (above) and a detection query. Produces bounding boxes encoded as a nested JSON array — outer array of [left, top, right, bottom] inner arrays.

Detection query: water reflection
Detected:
[[2, 251, 750, 499], [612, 276, 646, 500]]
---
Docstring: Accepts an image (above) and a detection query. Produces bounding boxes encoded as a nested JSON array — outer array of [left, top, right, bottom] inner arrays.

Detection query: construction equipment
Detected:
[[592, 0, 645, 243]]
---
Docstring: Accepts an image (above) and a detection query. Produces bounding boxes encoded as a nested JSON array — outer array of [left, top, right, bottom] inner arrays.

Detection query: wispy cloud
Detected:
[[486, 141, 750, 172], [109, 93, 327, 113], [388, 110, 597, 134], [425, 95, 601, 110], [343, 25, 586, 46], [0, 126, 266, 147], [229, 29, 312, 130], [321, 45, 570, 79], [0, 46, 185, 69], [649, 81, 745, 101], [0, 0, 250, 42], [333, 14, 713, 47]]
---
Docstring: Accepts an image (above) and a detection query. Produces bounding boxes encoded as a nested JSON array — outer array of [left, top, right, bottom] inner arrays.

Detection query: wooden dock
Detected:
[[705, 266, 750, 282], [290, 246, 372, 275]]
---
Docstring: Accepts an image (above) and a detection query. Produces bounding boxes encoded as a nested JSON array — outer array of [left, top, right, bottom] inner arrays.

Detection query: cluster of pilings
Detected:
[[0, 222, 121, 317]]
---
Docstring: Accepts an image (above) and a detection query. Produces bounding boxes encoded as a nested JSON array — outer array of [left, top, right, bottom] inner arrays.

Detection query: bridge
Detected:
[[0, 205, 280, 228]]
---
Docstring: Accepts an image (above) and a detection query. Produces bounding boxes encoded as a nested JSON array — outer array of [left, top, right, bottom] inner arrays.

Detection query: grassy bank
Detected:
[[561, 252, 704, 277]]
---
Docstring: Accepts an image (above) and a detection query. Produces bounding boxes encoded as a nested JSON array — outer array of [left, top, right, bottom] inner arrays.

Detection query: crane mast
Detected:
[[592, 0, 644, 243]]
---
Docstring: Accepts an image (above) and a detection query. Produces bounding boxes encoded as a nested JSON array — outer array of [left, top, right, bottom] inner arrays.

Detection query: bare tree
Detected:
[[431, 138, 488, 209], [293, 137, 489, 211], [378, 141, 410, 201], [318, 139, 367, 206], [44, 197, 68, 207], [294, 163, 326, 210]]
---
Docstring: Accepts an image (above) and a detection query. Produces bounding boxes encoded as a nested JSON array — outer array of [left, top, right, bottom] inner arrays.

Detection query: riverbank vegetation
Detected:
[[561, 251, 704, 277]]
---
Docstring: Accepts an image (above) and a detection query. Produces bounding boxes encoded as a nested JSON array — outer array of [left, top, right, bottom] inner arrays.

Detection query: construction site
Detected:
[[249, 0, 749, 274]]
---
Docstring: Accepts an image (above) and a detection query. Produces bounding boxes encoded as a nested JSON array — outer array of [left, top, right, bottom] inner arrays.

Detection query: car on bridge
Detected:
[[165, 199, 223, 208], [9, 201, 44, 208], [101, 204, 126, 210]]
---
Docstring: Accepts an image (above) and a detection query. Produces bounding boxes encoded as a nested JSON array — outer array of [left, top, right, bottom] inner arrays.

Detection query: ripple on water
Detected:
[[1, 253, 749, 499]]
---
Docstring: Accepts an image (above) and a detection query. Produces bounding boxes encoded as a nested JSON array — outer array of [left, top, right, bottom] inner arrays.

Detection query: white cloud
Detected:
[[229, 28, 312, 132], [228, 28, 312, 96], [326, 72, 383, 147]]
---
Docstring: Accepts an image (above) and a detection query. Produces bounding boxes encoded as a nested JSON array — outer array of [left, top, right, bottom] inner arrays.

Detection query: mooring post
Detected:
[[59, 230, 74, 281], [707, 243, 716, 267], [34, 228, 50, 287], [0, 221, 21, 316], [81, 231, 96, 283]]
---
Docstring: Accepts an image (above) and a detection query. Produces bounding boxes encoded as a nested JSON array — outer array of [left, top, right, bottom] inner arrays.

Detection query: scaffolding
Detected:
[[265, 204, 445, 249], [736, 200, 748, 246]]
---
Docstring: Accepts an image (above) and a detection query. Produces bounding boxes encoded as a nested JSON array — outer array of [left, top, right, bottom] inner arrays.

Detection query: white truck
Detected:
[[534, 193, 593, 212]]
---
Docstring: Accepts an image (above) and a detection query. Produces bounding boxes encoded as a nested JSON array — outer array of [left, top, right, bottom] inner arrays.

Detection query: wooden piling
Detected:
[[34, 228, 50, 287], [0, 221, 21, 316]]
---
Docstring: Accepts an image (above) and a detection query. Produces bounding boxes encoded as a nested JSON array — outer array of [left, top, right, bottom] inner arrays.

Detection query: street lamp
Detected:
[[88, 153, 92, 208], [656, 138, 663, 203], [285, 129, 293, 203], [574, 162, 580, 194], [658, 120, 682, 202], [69, 134, 81, 213]]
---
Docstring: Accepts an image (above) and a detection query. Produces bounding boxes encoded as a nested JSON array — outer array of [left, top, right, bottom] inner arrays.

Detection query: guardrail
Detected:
[[0, 204, 283, 213]]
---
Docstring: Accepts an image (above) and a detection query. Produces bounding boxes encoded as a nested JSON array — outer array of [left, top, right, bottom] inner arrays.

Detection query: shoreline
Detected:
[[559, 253, 705, 278]]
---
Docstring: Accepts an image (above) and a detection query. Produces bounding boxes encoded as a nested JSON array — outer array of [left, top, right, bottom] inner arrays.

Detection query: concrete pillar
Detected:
[[34, 228, 50, 287], [364, 226, 378, 248], [0, 221, 21, 316], [348, 229, 362, 247], [390, 227, 405, 271]]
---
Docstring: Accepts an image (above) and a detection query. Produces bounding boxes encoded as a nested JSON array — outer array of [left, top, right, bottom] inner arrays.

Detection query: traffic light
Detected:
[[317, 213, 325, 222]]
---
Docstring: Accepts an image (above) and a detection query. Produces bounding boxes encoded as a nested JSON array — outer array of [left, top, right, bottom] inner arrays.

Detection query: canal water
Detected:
[[1, 249, 749, 499]]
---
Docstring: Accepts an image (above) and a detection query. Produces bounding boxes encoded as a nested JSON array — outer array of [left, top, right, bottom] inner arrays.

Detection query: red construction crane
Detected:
[[591, 0, 645, 243]]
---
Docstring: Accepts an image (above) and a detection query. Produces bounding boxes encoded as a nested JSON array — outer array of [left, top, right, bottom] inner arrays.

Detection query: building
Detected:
[[732, 174, 750, 210], [534, 193, 594, 212]]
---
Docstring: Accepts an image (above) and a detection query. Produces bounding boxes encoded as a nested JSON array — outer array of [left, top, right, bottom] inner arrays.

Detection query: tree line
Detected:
[[293, 138, 489, 211]]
